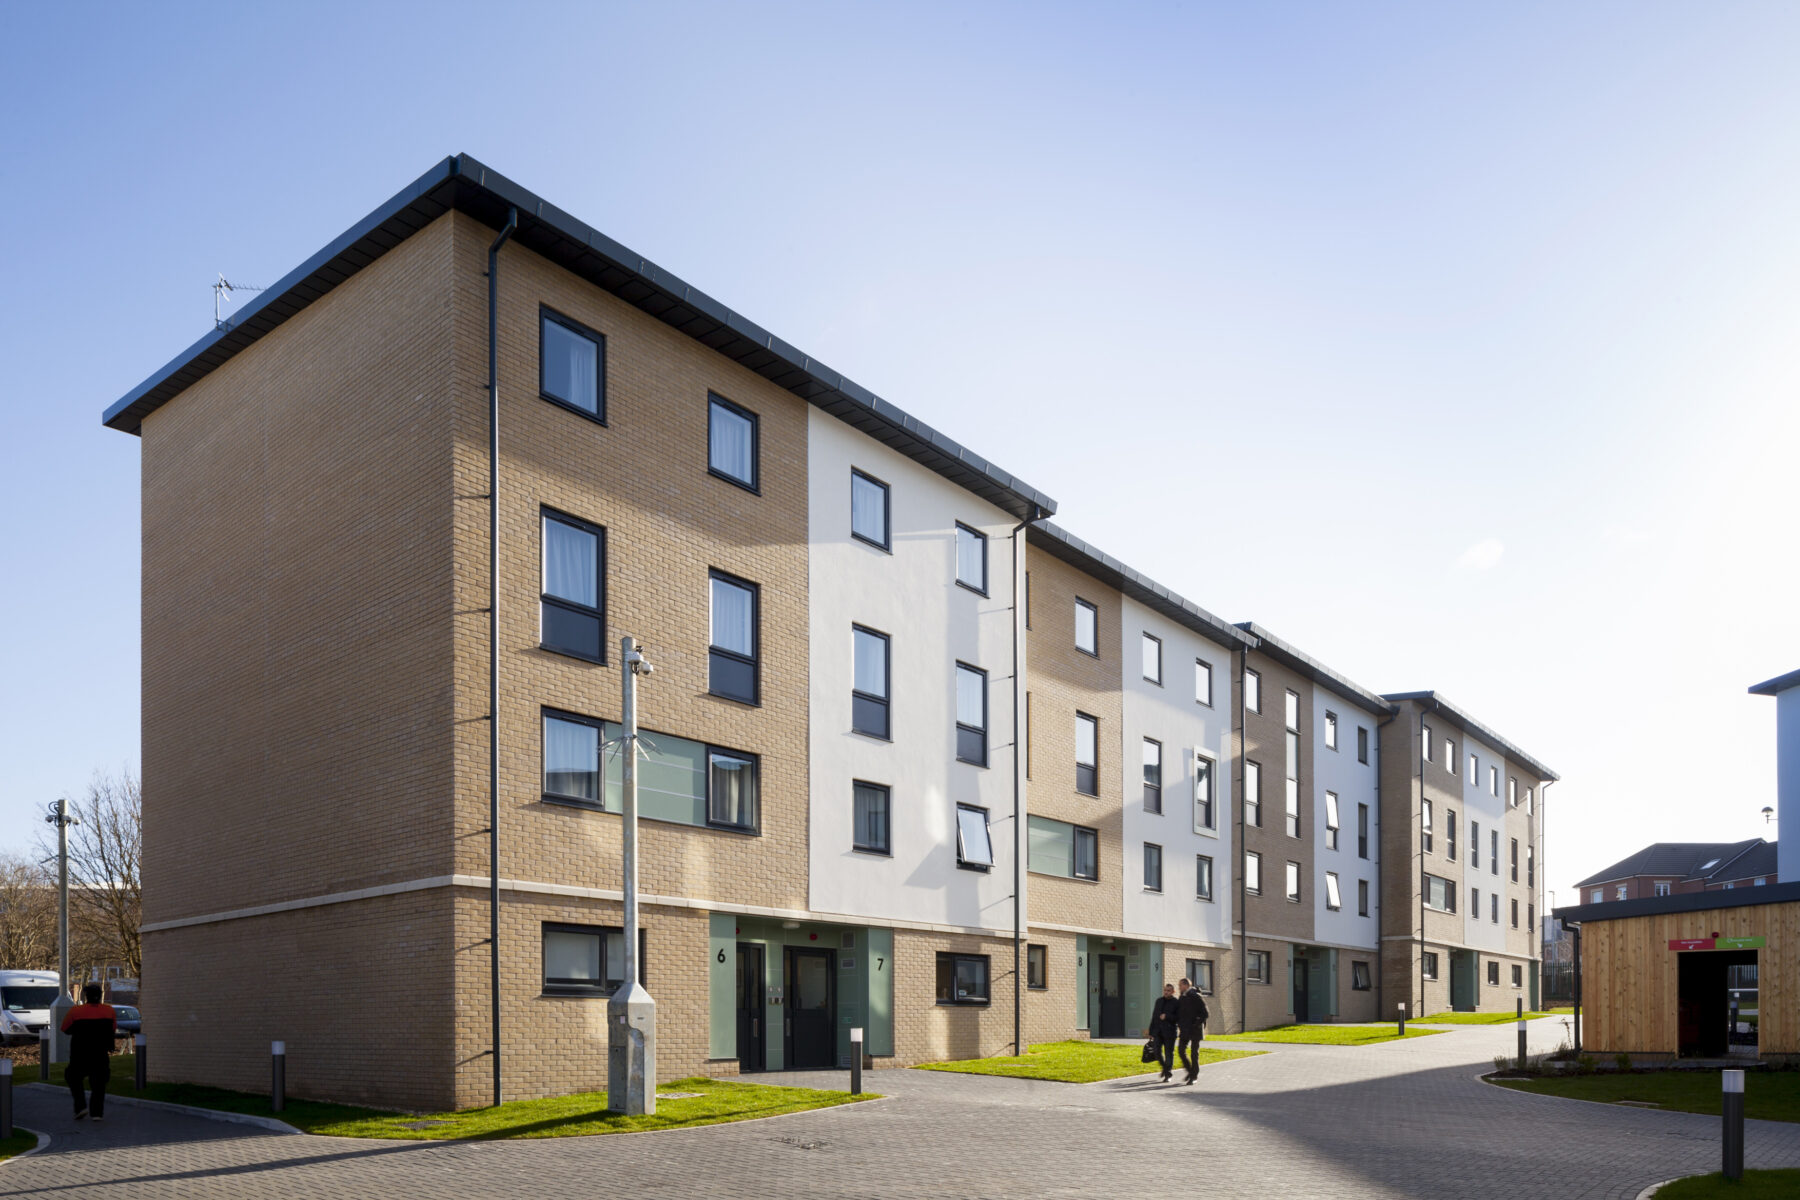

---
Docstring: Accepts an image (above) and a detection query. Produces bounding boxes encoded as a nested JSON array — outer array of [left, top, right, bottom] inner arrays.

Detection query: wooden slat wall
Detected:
[[1579, 899, 1798, 1055]]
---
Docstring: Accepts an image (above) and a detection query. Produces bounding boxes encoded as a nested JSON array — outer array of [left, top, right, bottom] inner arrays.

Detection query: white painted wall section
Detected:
[[1312, 691, 1379, 950]]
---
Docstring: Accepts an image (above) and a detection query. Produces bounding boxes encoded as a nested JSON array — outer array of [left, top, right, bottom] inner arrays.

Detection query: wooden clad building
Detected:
[[1556, 882, 1800, 1061]]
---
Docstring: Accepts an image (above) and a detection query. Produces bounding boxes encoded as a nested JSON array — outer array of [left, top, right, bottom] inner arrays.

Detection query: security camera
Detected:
[[637, 661, 655, 675]]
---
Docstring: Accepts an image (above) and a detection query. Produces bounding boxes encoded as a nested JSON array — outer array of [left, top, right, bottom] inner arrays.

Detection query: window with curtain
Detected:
[[955, 523, 987, 593], [541, 922, 644, 995], [850, 469, 889, 549], [1325, 791, 1340, 850], [542, 712, 601, 805], [955, 664, 987, 765], [853, 781, 890, 854], [1196, 854, 1213, 901], [540, 510, 604, 661], [851, 625, 890, 739], [708, 571, 758, 704], [707, 751, 758, 830], [1075, 712, 1098, 795], [1187, 958, 1215, 994], [539, 309, 604, 419], [707, 394, 758, 489]]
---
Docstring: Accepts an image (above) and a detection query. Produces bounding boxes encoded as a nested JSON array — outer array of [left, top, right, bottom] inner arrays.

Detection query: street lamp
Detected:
[[44, 799, 79, 1064], [607, 636, 656, 1115]]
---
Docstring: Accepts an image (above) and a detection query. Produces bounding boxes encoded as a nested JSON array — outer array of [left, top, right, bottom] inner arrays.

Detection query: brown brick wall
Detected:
[[1239, 652, 1314, 943]]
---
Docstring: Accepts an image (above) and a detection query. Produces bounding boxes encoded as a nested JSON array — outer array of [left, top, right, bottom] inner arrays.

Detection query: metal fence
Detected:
[[1541, 963, 1574, 1005]]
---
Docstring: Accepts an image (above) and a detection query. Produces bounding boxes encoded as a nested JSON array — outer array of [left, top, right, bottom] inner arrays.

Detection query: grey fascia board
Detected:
[[100, 153, 1057, 521], [1382, 690, 1560, 781], [1750, 667, 1800, 696], [1236, 622, 1392, 717], [1027, 522, 1253, 653], [1554, 878, 1800, 924]]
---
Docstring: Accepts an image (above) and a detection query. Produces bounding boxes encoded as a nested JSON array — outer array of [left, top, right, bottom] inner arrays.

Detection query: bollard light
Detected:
[[1517, 1018, 1528, 1071], [1397, 1001, 1407, 1037], [271, 1040, 287, 1114], [0, 1058, 12, 1139], [1722, 1069, 1745, 1180], [849, 1027, 864, 1096]]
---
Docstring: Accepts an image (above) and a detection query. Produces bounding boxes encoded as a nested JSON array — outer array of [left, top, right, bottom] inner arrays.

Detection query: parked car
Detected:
[[0, 970, 63, 1046], [112, 1005, 141, 1036]]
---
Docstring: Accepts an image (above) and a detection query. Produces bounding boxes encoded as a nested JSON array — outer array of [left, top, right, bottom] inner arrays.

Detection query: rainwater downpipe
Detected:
[[1372, 706, 1397, 1026], [1237, 642, 1248, 1033], [487, 206, 517, 1109], [1010, 506, 1043, 1056]]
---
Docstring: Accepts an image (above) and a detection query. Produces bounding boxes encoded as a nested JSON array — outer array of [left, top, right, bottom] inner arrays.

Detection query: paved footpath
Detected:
[[5, 1021, 1799, 1199]]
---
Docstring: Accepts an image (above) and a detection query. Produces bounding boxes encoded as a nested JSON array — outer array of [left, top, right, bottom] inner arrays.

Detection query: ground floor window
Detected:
[[1511, 964, 1523, 988], [1486, 960, 1500, 986], [541, 922, 647, 996], [1422, 951, 1439, 980], [1186, 957, 1214, 995], [1027, 944, 1047, 990], [937, 953, 991, 1005], [1246, 950, 1270, 984], [1351, 961, 1372, 991]]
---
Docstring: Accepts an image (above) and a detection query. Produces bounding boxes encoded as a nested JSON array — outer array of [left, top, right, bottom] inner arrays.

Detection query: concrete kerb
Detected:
[[1634, 1181, 1682, 1200], [21, 1082, 302, 1135], [0, 1128, 50, 1165]]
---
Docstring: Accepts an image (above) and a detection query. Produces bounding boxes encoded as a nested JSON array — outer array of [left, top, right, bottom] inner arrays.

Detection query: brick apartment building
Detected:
[[1575, 840, 1779, 904], [104, 155, 1557, 1111]]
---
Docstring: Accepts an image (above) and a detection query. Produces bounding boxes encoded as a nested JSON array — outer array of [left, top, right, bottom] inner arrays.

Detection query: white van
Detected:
[[0, 971, 63, 1045]]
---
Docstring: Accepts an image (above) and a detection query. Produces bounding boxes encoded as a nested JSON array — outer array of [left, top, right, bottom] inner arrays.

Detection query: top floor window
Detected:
[[1142, 633, 1162, 684], [1490, 765, 1499, 797], [1284, 689, 1300, 732], [540, 308, 604, 421], [707, 394, 758, 490], [1245, 668, 1262, 713], [1466, 751, 1475, 784], [955, 523, 988, 593], [850, 469, 890, 550], [540, 509, 604, 662], [1196, 659, 1213, 706], [1508, 777, 1518, 808], [1074, 598, 1099, 656], [1357, 726, 1369, 764], [1325, 711, 1338, 750], [1421, 722, 1433, 763]]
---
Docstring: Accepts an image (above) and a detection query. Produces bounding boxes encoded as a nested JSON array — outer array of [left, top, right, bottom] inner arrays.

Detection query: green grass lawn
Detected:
[[44, 1055, 871, 1139], [1211, 1024, 1443, 1046], [1492, 1070, 1800, 1124], [1653, 1170, 1800, 1197], [0, 1130, 35, 1162], [916, 1039, 1263, 1083], [1418, 1010, 1554, 1024]]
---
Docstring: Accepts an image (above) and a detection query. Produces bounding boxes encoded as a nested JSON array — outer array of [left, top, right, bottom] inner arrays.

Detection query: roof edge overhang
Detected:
[[1027, 522, 1254, 654], [102, 154, 1057, 523], [1750, 667, 1800, 696], [1234, 621, 1392, 717], [1555, 878, 1800, 924], [1383, 690, 1559, 780]]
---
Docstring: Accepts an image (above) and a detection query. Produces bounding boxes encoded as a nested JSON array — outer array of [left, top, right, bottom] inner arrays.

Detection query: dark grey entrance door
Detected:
[[736, 943, 765, 1072], [1099, 955, 1126, 1037], [784, 947, 836, 1069], [1292, 955, 1311, 1023]]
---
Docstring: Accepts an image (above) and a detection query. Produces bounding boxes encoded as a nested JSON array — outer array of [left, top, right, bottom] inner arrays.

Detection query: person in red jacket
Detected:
[[60, 983, 117, 1120]]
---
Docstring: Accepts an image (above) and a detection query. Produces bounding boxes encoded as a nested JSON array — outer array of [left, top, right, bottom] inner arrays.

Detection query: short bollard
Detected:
[[1397, 1002, 1406, 1038], [39, 1030, 51, 1084], [1723, 1069, 1745, 1181], [1517, 999, 1528, 1071], [849, 1027, 863, 1097], [271, 1041, 286, 1114], [134, 1034, 146, 1091], [1, 1058, 13, 1139]]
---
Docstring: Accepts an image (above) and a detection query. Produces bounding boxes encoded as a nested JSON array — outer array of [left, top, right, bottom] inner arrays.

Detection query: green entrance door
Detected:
[[1450, 950, 1478, 1011]]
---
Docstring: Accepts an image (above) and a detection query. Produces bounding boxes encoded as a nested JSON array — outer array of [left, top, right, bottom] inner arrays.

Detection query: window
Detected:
[[1511, 964, 1523, 988], [1325, 871, 1342, 911], [1074, 598, 1098, 655], [542, 922, 644, 996], [1196, 854, 1214, 901], [1193, 753, 1216, 831], [1490, 765, 1499, 796], [1463, 748, 1473, 784], [1424, 873, 1455, 912], [1247, 950, 1271, 984], [1357, 803, 1370, 859], [540, 510, 605, 661], [936, 953, 990, 1005], [1026, 816, 1098, 880], [1471, 886, 1479, 915], [1508, 777, 1518, 808], [1589, 889, 1601, 903], [1357, 726, 1369, 764], [955, 523, 987, 593], [542, 709, 760, 832], [1142, 738, 1163, 813], [1511, 838, 1519, 882], [1245, 760, 1263, 826], [1654, 880, 1671, 897], [1074, 712, 1098, 795], [1187, 958, 1215, 995], [1490, 893, 1499, 924], [1510, 898, 1519, 928], [1487, 960, 1500, 987], [1527, 786, 1535, 814], [1528, 903, 1534, 932], [1351, 961, 1372, 991], [707, 394, 758, 490], [1144, 843, 1163, 892], [853, 781, 890, 854], [1325, 711, 1338, 750], [1446, 809, 1457, 861], [1284, 729, 1300, 838], [1245, 850, 1262, 895], [543, 711, 601, 805], [850, 469, 890, 549], [1142, 633, 1163, 684], [1027, 944, 1047, 990], [1490, 829, 1499, 876], [1245, 668, 1262, 713], [955, 664, 988, 765], [1196, 659, 1213, 706], [707, 750, 758, 830], [1325, 792, 1340, 851], [1421, 800, 1433, 854], [851, 626, 890, 739], [955, 804, 994, 869], [1528, 846, 1535, 887], [1471, 821, 1480, 869], [1422, 951, 1439, 981], [1421, 722, 1433, 762], [1285, 860, 1301, 902], [1358, 878, 1370, 917], [1615, 884, 1627, 901], [539, 308, 604, 421], [708, 571, 758, 704], [1284, 689, 1300, 731]]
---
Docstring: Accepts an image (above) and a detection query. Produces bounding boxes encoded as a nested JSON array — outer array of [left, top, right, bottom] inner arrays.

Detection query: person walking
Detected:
[[1149, 983, 1180, 1081], [1175, 977, 1209, 1084], [60, 983, 117, 1121]]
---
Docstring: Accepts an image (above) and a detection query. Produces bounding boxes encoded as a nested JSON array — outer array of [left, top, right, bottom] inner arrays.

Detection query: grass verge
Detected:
[[1417, 1011, 1555, 1024], [45, 1055, 872, 1139], [1491, 1070, 1800, 1124], [1211, 1024, 1443, 1046], [1653, 1169, 1800, 1197], [916, 1039, 1263, 1083], [0, 1131, 35, 1163]]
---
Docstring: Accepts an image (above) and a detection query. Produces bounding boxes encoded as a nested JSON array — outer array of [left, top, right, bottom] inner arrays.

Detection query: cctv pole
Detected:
[[608, 636, 656, 1115], [45, 800, 77, 1063]]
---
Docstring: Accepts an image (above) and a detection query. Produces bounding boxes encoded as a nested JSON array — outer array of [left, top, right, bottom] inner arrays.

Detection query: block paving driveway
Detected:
[[6, 1020, 1799, 1198]]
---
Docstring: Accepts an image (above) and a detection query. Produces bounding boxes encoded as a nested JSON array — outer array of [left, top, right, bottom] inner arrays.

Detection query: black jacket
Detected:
[[1175, 988, 1208, 1032], [1150, 994, 1180, 1037]]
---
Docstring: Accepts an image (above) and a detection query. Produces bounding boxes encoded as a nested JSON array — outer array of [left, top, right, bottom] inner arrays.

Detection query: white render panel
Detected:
[[1118, 596, 1234, 948], [1459, 731, 1508, 954], [1312, 690, 1379, 950], [806, 408, 1022, 930]]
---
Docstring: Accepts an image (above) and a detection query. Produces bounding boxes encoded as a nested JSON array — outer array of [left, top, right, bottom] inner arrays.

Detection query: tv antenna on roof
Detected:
[[214, 274, 267, 330]]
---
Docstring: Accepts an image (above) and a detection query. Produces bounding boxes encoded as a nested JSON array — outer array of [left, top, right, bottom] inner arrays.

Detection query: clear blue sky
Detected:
[[3, 2, 1796, 905]]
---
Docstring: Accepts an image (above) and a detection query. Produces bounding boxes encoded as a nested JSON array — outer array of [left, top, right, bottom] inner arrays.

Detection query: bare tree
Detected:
[[37, 770, 142, 983], [0, 852, 56, 969]]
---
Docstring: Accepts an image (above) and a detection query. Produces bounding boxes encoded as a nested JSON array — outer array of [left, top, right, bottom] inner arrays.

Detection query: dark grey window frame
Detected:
[[935, 952, 991, 1005], [1357, 802, 1370, 859], [1074, 597, 1099, 657], [1142, 736, 1162, 813], [955, 662, 989, 766], [707, 568, 760, 706], [1142, 631, 1163, 685], [539, 507, 606, 664], [1358, 878, 1370, 916], [539, 707, 762, 834], [1357, 725, 1369, 764], [1325, 870, 1342, 911], [955, 802, 994, 872], [1074, 711, 1099, 796], [850, 468, 891, 551], [1325, 710, 1338, 751], [954, 522, 988, 595], [1144, 842, 1163, 893], [1245, 667, 1262, 713], [1187, 957, 1215, 995], [1194, 751, 1216, 831], [541, 707, 604, 807], [1247, 949, 1271, 984], [704, 747, 761, 833], [541, 921, 645, 996], [853, 779, 891, 855], [706, 392, 760, 493], [1196, 658, 1213, 707], [851, 624, 891, 740], [1422, 951, 1439, 981], [1196, 854, 1214, 901], [1351, 961, 1372, 991], [538, 306, 607, 424], [1285, 859, 1302, 903], [1026, 943, 1048, 990], [1073, 825, 1099, 881]]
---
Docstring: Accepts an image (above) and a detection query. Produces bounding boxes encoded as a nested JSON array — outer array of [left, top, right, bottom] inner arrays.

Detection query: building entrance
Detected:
[[1098, 955, 1126, 1037], [1679, 949, 1757, 1058], [784, 947, 836, 1069], [735, 943, 766, 1072]]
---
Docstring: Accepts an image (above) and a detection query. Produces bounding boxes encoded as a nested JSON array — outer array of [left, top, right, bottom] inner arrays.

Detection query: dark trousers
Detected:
[[1177, 1027, 1203, 1076], [67, 1057, 109, 1117], [1153, 1029, 1176, 1076]]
